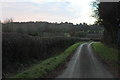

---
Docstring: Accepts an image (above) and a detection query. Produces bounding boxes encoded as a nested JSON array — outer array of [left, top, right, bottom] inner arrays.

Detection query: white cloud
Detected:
[[0, 3, 2, 21], [31, 0, 63, 4], [1, 0, 96, 24], [69, 16, 96, 24], [1, 0, 30, 2], [1, 0, 95, 4]]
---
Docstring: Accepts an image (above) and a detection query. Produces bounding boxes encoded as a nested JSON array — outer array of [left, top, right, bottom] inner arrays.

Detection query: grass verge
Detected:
[[92, 42, 119, 76], [11, 42, 84, 78]]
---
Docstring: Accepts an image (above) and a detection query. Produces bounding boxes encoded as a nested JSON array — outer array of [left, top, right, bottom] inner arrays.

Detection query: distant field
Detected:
[[2, 22, 104, 38]]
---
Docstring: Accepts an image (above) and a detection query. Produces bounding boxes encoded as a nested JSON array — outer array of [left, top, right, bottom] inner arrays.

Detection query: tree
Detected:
[[3, 18, 13, 24], [93, 1, 120, 48]]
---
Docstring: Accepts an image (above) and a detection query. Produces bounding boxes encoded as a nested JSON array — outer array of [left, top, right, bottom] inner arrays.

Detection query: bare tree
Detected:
[[3, 18, 13, 24]]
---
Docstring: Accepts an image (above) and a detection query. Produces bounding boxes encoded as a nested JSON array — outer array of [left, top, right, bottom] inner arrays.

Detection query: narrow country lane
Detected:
[[57, 42, 114, 78]]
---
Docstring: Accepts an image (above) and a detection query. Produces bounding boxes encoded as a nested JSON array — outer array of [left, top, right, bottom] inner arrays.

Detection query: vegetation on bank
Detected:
[[92, 42, 119, 69], [3, 32, 83, 77], [11, 42, 83, 78]]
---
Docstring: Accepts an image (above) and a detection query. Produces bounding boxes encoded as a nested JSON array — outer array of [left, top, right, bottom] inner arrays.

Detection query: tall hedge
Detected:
[[2, 32, 82, 76]]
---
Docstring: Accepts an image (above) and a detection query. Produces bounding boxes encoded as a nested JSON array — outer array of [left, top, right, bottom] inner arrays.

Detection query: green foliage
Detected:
[[92, 1, 120, 47], [74, 32, 87, 37], [3, 32, 83, 77], [2, 22, 104, 37], [92, 0, 99, 20], [12, 42, 83, 78], [92, 42, 119, 67]]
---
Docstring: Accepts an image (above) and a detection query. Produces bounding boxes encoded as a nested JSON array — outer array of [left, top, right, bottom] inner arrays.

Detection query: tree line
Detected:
[[2, 21, 104, 38], [94, 1, 120, 48]]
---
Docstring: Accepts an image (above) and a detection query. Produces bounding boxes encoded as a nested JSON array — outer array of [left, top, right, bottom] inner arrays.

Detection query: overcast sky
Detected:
[[0, 0, 96, 24]]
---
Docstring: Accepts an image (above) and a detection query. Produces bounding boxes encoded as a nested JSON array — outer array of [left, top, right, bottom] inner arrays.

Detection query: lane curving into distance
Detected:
[[57, 42, 114, 78]]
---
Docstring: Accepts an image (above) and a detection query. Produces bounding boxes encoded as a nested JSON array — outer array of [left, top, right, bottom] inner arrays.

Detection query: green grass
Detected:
[[92, 42, 119, 67], [12, 42, 84, 78]]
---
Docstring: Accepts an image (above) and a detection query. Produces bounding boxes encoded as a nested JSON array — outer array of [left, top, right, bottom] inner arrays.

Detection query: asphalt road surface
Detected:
[[57, 42, 114, 78]]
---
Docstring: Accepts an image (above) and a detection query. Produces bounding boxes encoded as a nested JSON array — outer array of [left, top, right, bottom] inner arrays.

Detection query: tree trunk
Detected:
[[102, 21, 118, 48]]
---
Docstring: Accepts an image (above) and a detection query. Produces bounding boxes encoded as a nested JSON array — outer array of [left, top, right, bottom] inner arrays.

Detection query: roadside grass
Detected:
[[12, 42, 84, 78], [92, 42, 119, 68]]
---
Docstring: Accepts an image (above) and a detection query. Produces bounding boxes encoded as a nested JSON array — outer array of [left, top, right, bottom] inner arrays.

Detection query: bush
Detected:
[[13, 42, 83, 78], [2, 32, 82, 77]]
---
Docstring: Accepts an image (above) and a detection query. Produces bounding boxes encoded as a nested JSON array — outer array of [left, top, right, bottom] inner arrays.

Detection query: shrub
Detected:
[[2, 32, 82, 77]]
